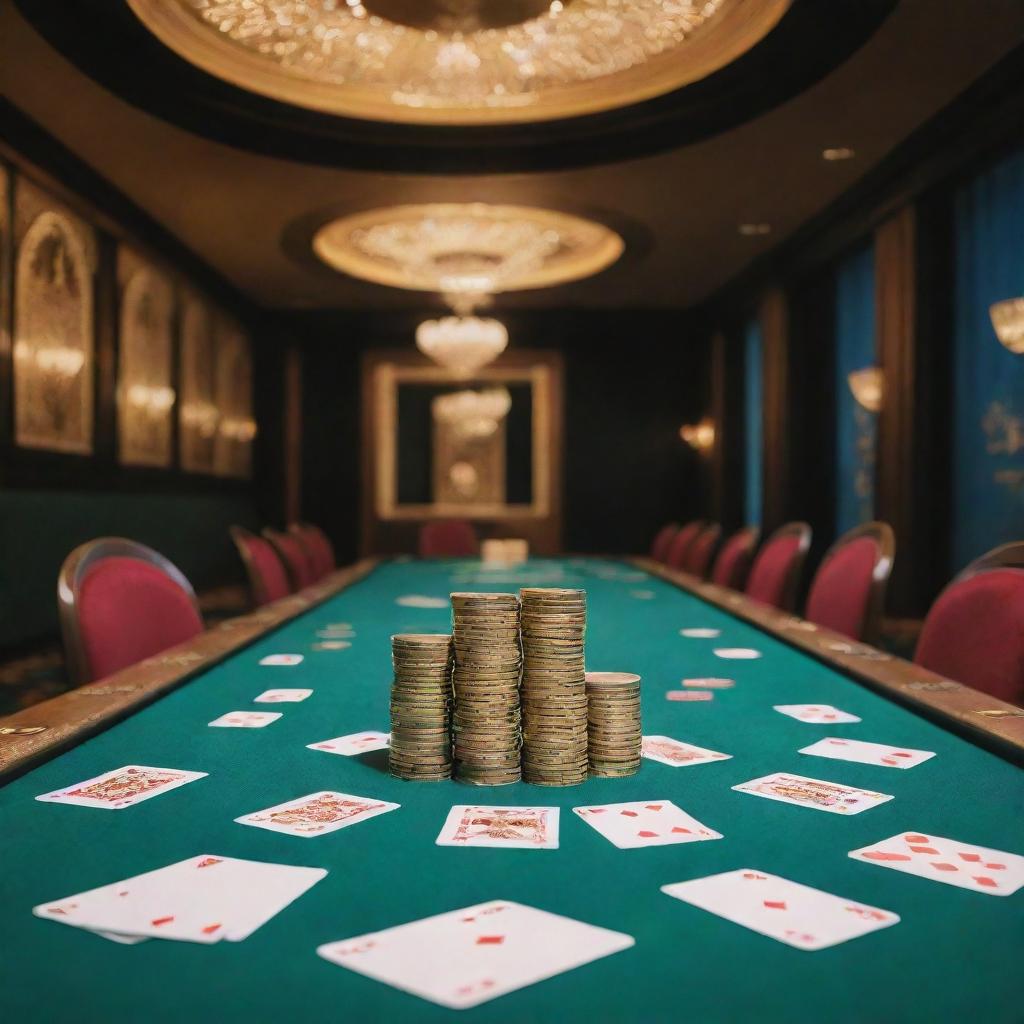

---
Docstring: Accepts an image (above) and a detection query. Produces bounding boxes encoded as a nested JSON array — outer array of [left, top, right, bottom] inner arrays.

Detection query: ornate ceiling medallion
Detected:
[[312, 203, 623, 304], [126, 0, 790, 126]]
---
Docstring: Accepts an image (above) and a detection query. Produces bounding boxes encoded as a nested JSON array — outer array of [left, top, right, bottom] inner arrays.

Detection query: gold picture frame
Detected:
[[212, 313, 255, 480], [178, 291, 218, 473]]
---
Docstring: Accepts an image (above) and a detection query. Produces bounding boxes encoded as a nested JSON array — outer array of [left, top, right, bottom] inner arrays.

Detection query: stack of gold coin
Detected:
[[389, 634, 453, 781], [450, 592, 522, 786], [585, 671, 642, 777], [519, 587, 588, 786]]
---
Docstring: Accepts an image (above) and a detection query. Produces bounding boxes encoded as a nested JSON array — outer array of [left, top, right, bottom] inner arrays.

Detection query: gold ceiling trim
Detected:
[[127, 0, 791, 127], [311, 203, 624, 296]]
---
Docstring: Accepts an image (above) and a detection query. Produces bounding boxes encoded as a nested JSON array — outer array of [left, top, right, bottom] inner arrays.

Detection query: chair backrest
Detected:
[[685, 523, 722, 578], [650, 522, 680, 563], [230, 526, 291, 607], [744, 521, 812, 611], [664, 520, 705, 570], [289, 522, 335, 580], [804, 522, 895, 643], [58, 537, 203, 685], [419, 519, 478, 558], [711, 526, 761, 590], [264, 528, 317, 590], [915, 541, 1024, 703]]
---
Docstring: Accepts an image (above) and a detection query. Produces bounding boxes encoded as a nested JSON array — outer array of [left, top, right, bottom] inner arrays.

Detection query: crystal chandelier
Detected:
[[848, 367, 884, 413], [990, 298, 1024, 354], [433, 386, 512, 440], [417, 316, 508, 376]]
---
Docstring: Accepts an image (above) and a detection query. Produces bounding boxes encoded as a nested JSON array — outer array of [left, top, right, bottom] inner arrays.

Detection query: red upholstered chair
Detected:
[[230, 526, 291, 607], [289, 522, 335, 581], [664, 520, 706, 571], [650, 523, 680, 563], [58, 538, 204, 686], [744, 522, 812, 611], [804, 522, 895, 643], [915, 541, 1024, 704], [264, 528, 318, 591], [419, 520, 478, 558], [711, 526, 760, 590], [685, 523, 722, 578]]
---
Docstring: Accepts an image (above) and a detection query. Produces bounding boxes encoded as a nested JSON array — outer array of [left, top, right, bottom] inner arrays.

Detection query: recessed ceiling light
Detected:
[[822, 147, 856, 161], [738, 223, 771, 236]]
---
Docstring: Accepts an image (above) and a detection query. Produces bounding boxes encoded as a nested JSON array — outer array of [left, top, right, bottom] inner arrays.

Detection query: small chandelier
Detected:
[[990, 298, 1024, 354], [680, 419, 715, 451], [433, 386, 511, 440], [848, 367, 884, 413], [417, 316, 508, 376]]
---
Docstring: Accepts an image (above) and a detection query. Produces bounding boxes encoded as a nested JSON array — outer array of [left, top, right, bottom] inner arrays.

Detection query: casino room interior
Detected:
[[2, 2, 1024, 1022]]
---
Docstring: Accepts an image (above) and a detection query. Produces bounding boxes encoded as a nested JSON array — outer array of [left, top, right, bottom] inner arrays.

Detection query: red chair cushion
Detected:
[[745, 534, 802, 608], [302, 527, 335, 579], [712, 531, 755, 589], [241, 534, 291, 605], [915, 569, 1024, 704], [419, 520, 478, 558], [685, 530, 719, 577], [650, 524, 679, 562], [78, 557, 203, 681], [664, 522, 704, 570], [805, 536, 880, 640], [273, 533, 317, 589]]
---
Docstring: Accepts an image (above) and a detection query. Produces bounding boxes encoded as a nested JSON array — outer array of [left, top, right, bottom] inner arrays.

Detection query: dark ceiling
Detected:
[[2, 0, 1023, 313]]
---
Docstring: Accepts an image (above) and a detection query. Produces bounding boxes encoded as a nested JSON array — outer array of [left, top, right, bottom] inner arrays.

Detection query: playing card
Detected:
[[259, 654, 304, 666], [254, 688, 312, 703], [573, 800, 722, 849], [849, 832, 1024, 895], [630, 590, 655, 600], [208, 711, 282, 728], [317, 899, 634, 1009], [317, 627, 355, 639], [774, 704, 862, 724], [661, 869, 899, 950], [799, 737, 935, 769], [713, 648, 762, 660], [34, 854, 326, 943], [313, 641, 351, 651], [683, 678, 735, 689], [396, 595, 448, 609], [235, 791, 399, 837], [307, 732, 390, 756], [680, 628, 721, 638], [436, 806, 559, 850], [36, 766, 207, 810], [733, 772, 893, 815], [667, 690, 714, 702], [641, 736, 731, 767]]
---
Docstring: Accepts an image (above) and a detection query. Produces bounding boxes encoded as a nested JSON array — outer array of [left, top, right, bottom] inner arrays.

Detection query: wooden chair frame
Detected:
[[750, 521, 812, 613], [713, 525, 761, 589], [58, 537, 200, 687], [956, 540, 1024, 581], [230, 525, 282, 607]]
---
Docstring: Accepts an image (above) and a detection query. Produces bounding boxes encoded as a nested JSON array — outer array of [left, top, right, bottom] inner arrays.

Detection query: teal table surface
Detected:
[[2, 558, 1023, 1023]]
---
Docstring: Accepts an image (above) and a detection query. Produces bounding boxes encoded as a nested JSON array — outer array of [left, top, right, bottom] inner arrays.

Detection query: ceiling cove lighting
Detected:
[[848, 366, 884, 413], [990, 298, 1024, 354], [680, 419, 715, 451], [416, 316, 509, 376]]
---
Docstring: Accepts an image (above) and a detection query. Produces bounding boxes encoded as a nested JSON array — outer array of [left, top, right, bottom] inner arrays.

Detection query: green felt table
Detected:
[[2, 558, 1023, 1023]]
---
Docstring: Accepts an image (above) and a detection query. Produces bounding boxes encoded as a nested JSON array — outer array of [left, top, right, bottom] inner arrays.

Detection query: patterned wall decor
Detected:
[[12, 181, 96, 454], [212, 312, 255, 479], [117, 247, 176, 467], [178, 290, 219, 474]]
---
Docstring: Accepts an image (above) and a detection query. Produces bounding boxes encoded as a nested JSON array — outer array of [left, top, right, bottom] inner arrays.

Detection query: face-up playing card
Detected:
[[661, 869, 899, 950], [732, 772, 893, 815], [307, 732, 390, 756], [235, 791, 399, 837], [849, 832, 1024, 896], [641, 736, 732, 767], [36, 766, 207, 810], [799, 737, 935, 769], [313, 641, 351, 651], [667, 690, 714, 702], [713, 647, 762, 660], [34, 854, 326, 943], [259, 654, 304, 666], [683, 678, 735, 689], [254, 688, 312, 703], [317, 626, 355, 639], [680, 628, 721, 638], [630, 590, 655, 600], [436, 806, 559, 850], [317, 899, 634, 1009], [774, 704, 862, 724], [573, 800, 722, 849], [396, 595, 448, 609], [208, 711, 282, 728]]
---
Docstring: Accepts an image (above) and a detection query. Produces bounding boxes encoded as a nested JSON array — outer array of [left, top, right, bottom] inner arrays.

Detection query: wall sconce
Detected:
[[847, 367, 883, 413], [680, 419, 715, 452], [990, 298, 1024, 354]]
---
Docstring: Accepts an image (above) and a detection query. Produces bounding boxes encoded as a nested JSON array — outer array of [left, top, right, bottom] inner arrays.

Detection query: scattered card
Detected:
[[849, 832, 1024, 895], [307, 732, 390, 756], [436, 806, 559, 850], [642, 736, 731, 767], [630, 590, 655, 600], [661, 869, 899, 950], [236, 791, 399, 837], [317, 899, 634, 1009], [36, 766, 207, 810], [774, 704, 862, 724], [396, 595, 448, 609], [680, 628, 721, 639], [733, 772, 893, 815], [667, 690, 714, 702], [713, 648, 762, 660], [573, 800, 722, 849], [254, 689, 312, 703], [209, 711, 282, 729], [317, 627, 355, 639], [683, 678, 735, 690], [799, 737, 935, 769], [313, 641, 351, 651], [259, 654, 304, 666]]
